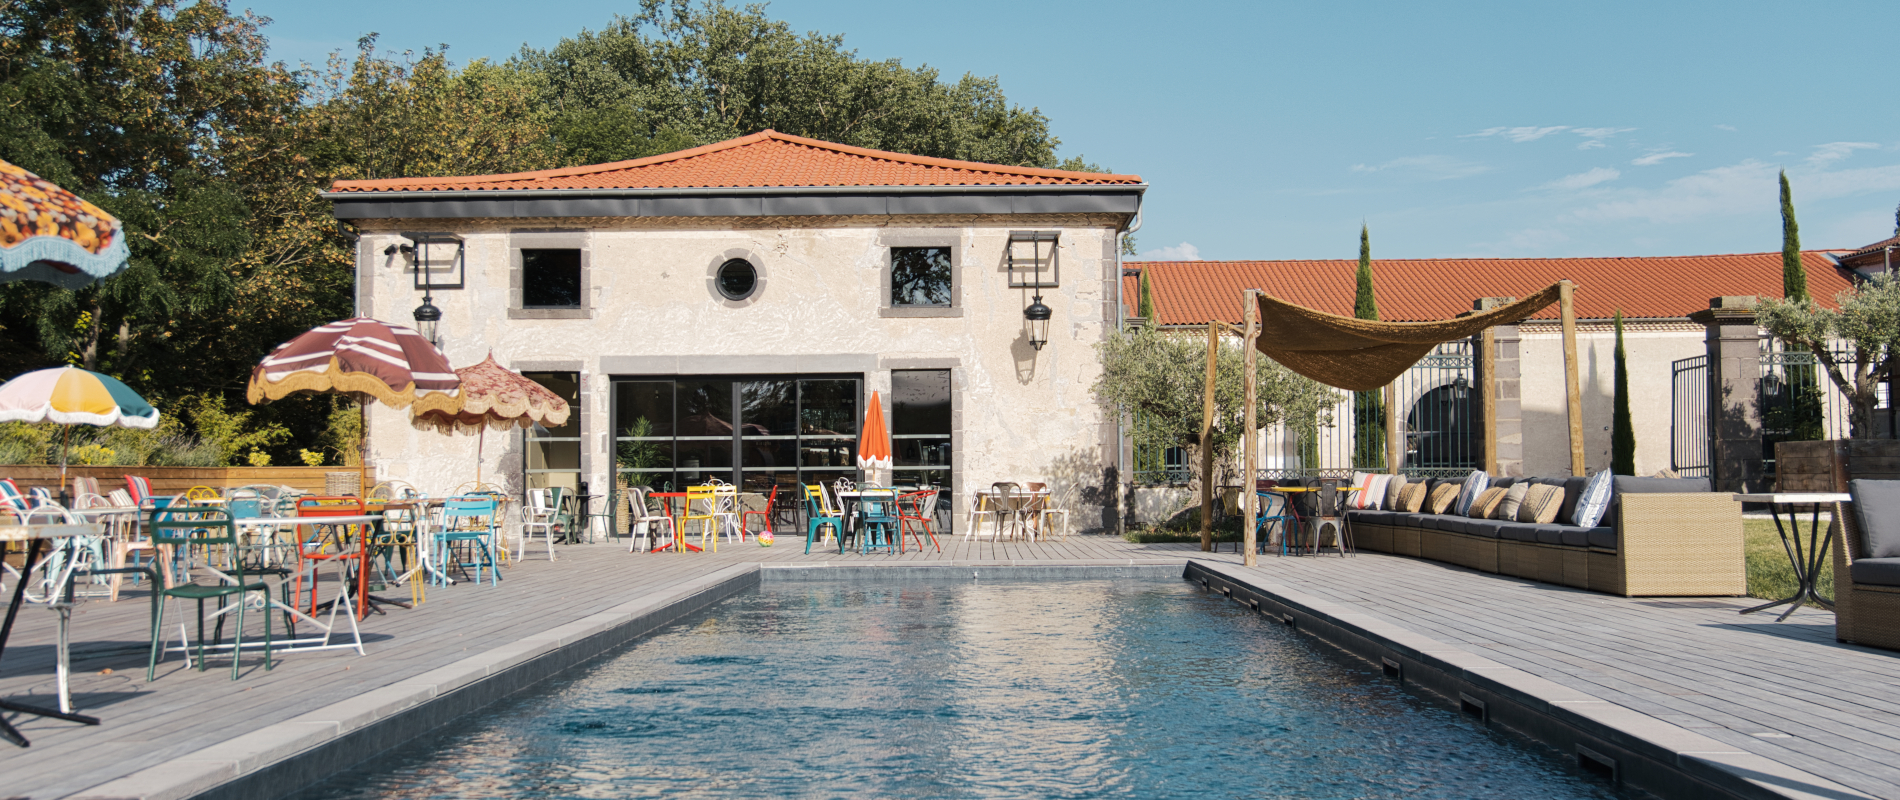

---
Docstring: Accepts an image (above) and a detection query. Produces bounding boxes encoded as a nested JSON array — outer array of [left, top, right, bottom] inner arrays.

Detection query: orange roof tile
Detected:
[[332, 130, 1142, 193], [1123, 252, 1853, 325]]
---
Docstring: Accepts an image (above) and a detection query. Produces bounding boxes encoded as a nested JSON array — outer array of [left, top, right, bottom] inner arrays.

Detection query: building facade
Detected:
[[328, 131, 1145, 532]]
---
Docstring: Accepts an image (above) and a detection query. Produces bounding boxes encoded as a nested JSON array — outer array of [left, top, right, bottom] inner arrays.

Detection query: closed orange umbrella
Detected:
[[857, 391, 891, 480]]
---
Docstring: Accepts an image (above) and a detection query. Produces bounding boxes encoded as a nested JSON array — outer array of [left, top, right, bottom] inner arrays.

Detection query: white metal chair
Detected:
[[1033, 485, 1071, 542], [624, 487, 676, 553], [520, 488, 558, 561]]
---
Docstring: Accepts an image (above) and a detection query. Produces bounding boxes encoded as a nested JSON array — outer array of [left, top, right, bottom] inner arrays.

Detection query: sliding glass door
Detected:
[[612, 375, 861, 496]]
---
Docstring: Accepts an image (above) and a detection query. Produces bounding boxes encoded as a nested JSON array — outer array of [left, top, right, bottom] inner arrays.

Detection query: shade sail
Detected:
[[1254, 282, 1565, 391], [0, 159, 130, 289]]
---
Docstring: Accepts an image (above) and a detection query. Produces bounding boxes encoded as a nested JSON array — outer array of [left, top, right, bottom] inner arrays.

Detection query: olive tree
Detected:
[[1096, 324, 1336, 494], [1756, 273, 1900, 438]]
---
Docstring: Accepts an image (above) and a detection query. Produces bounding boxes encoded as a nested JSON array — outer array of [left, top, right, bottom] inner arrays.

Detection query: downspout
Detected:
[[1114, 200, 1143, 536]]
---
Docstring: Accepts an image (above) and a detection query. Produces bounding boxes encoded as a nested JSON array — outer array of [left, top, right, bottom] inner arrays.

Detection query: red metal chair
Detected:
[[293, 496, 371, 620], [897, 488, 941, 553], [741, 485, 779, 540]]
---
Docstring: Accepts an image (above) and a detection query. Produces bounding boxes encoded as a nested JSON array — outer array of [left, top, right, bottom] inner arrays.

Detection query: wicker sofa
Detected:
[[1833, 499, 1900, 651], [1344, 475, 1744, 597]]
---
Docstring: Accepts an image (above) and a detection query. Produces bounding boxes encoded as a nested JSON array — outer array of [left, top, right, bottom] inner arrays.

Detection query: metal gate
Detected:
[[1257, 340, 1476, 480], [1670, 355, 1709, 478]]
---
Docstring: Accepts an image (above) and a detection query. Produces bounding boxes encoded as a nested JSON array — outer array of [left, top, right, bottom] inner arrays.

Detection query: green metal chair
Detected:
[[146, 507, 273, 681]]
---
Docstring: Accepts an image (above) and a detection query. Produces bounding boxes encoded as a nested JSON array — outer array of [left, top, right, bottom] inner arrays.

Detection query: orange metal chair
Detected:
[[292, 496, 371, 619]]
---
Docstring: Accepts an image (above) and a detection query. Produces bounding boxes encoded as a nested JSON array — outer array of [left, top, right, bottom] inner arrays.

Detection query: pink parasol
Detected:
[[410, 354, 569, 484]]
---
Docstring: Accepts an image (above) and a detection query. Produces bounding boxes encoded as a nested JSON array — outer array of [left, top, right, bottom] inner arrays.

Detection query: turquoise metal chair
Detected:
[[1256, 491, 1301, 556], [803, 484, 843, 554], [436, 496, 500, 585], [856, 487, 899, 555], [146, 508, 272, 681]]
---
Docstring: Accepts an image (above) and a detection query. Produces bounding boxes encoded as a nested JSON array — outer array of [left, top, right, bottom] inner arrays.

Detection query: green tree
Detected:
[[1096, 324, 1335, 498], [1351, 225, 1386, 469], [1611, 310, 1636, 475], [1770, 170, 1825, 444], [1137, 270, 1156, 320], [518, 0, 1065, 167], [1757, 273, 1900, 438], [1780, 170, 1807, 302]]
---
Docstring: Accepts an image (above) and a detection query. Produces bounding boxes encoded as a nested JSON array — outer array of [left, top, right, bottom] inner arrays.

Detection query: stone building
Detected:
[[327, 130, 1145, 531]]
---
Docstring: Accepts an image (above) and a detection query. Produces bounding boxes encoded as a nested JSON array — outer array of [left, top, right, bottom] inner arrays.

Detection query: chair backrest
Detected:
[[712, 484, 739, 513], [991, 482, 1017, 509], [228, 497, 265, 519], [623, 486, 649, 519], [805, 484, 838, 516], [72, 476, 100, 498], [527, 488, 552, 513], [77, 493, 113, 509], [28, 486, 53, 506], [0, 478, 25, 511], [1316, 478, 1340, 516], [184, 485, 223, 504], [443, 495, 498, 519], [1258, 491, 1288, 518], [107, 488, 135, 508], [833, 477, 855, 495], [297, 496, 366, 517], [685, 484, 716, 515]]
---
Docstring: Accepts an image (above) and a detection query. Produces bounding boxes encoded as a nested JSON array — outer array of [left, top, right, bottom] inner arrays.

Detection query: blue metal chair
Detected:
[[1256, 491, 1300, 556], [804, 484, 844, 554], [856, 487, 899, 554], [437, 496, 501, 585]]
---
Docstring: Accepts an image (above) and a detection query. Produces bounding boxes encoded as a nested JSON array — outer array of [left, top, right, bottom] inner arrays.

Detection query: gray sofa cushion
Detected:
[[1549, 525, 1592, 548], [1462, 520, 1509, 539], [1585, 527, 1617, 550], [1534, 525, 1567, 545], [1850, 557, 1900, 588], [1499, 524, 1540, 543], [1429, 516, 1468, 534], [1553, 476, 1588, 523], [1399, 514, 1436, 528], [1346, 509, 1402, 525], [1491, 477, 1516, 489], [1848, 480, 1900, 559]]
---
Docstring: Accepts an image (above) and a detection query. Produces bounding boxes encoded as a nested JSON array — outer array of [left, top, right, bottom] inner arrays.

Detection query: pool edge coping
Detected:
[[1184, 560, 1876, 800]]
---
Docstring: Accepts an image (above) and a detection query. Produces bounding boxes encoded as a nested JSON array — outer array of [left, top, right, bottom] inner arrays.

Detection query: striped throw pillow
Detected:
[[1492, 483, 1530, 520], [1384, 476, 1408, 509], [1516, 484, 1563, 524], [1427, 483, 1461, 514], [1468, 487, 1507, 518]]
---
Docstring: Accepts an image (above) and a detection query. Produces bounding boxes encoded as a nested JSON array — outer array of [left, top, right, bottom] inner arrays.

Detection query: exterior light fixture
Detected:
[[1025, 295, 1052, 350], [413, 295, 442, 347], [1016, 230, 1056, 351]]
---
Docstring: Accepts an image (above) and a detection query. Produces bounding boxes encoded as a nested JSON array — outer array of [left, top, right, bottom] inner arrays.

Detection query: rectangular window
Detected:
[[890, 246, 952, 307], [522, 249, 582, 308], [523, 371, 582, 495]]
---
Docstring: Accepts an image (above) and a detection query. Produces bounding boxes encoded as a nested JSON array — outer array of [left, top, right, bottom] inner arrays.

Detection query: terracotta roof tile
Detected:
[[332, 130, 1141, 193], [1122, 252, 1853, 324]]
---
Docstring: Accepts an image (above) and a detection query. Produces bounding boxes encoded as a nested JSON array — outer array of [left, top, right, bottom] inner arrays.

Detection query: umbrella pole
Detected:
[[476, 426, 485, 486], [359, 398, 370, 498], [58, 424, 72, 505]]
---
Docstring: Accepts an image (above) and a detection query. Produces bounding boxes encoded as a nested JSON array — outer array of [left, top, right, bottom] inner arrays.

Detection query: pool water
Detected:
[[301, 580, 1625, 799]]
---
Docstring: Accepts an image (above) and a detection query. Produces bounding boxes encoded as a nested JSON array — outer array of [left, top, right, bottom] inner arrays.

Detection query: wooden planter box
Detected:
[[1775, 440, 1900, 492]]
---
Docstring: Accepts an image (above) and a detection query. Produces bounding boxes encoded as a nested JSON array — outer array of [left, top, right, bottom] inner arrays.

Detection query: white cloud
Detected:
[[1138, 242, 1201, 261], [1807, 141, 1879, 167], [1569, 157, 1900, 225], [1542, 167, 1621, 190], [1462, 125, 1570, 142], [1572, 127, 1636, 150], [1632, 151, 1693, 166], [1715, 124, 1737, 132], [1349, 155, 1489, 180]]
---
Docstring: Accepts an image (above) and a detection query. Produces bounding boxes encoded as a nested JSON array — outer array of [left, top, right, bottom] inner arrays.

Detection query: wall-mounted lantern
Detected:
[[388, 232, 463, 347], [1024, 295, 1052, 351], [1011, 231, 1058, 351]]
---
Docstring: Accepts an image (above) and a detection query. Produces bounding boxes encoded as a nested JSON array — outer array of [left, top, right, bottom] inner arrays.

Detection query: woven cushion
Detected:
[[1427, 483, 1460, 514], [1493, 484, 1530, 520], [1849, 479, 1900, 559], [1468, 487, 1506, 518], [1454, 470, 1490, 516], [1398, 482, 1428, 512], [1571, 470, 1613, 528], [1384, 475, 1407, 509], [1850, 558, 1900, 588], [1516, 484, 1562, 524]]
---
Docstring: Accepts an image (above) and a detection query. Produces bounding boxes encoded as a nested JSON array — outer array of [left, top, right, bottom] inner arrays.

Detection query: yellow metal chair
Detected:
[[682, 485, 722, 553]]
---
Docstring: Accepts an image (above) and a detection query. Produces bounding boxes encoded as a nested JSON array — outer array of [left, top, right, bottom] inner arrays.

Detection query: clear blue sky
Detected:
[[242, 0, 1900, 261]]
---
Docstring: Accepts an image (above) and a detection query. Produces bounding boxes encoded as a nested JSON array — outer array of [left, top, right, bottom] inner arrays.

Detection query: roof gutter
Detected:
[[318, 183, 1148, 201]]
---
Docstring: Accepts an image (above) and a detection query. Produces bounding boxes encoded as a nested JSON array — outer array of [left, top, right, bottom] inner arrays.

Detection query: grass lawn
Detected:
[[1745, 517, 1834, 604]]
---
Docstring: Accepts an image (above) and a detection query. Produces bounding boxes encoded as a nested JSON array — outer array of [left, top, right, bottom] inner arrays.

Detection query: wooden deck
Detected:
[[0, 532, 1895, 799]]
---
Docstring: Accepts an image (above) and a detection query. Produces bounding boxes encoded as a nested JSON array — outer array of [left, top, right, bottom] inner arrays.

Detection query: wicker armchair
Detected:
[[1833, 502, 1900, 651]]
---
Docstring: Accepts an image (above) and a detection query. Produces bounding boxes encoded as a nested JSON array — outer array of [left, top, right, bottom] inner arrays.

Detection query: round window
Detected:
[[716, 258, 758, 301]]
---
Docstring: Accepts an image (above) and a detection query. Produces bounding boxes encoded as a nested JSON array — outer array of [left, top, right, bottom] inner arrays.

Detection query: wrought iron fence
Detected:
[[1670, 355, 1710, 478], [1257, 341, 1478, 481], [1759, 343, 1896, 474]]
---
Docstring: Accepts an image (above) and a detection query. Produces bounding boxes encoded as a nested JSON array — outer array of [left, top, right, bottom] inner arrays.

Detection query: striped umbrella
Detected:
[[410, 354, 569, 484], [0, 159, 130, 289], [0, 367, 159, 498], [857, 391, 891, 482], [248, 318, 462, 494]]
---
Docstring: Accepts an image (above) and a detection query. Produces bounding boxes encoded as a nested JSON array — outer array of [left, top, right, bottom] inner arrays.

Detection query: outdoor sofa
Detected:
[[1342, 475, 1744, 597], [1833, 486, 1900, 651]]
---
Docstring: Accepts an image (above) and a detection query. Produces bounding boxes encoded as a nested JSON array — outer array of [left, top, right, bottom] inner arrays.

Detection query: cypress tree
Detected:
[[1611, 310, 1636, 475], [1781, 170, 1808, 302], [1352, 224, 1386, 469], [1137, 269, 1156, 320]]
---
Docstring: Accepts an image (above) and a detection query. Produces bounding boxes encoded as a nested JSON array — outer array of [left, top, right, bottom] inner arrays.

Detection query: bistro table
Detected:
[[968, 488, 1049, 541], [646, 492, 702, 552], [0, 521, 106, 747], [1733, 492, 1847, 622]]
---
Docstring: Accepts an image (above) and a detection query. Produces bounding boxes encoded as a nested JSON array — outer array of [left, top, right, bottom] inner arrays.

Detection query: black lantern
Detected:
[[1025, 295, 1052, 350], [413, 295, 442, 346]]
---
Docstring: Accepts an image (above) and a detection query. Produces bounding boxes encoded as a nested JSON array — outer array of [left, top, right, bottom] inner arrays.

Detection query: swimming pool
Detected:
[[300, 579, 1624, 799]]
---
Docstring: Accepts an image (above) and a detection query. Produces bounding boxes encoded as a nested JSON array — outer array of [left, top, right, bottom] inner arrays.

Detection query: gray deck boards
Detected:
[[2, 533, 1897, 799]]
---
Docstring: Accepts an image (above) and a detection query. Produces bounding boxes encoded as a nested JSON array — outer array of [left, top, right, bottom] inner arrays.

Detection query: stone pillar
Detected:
[[1689, 297, 1764, 493], [1474, 298, 1524, 479]]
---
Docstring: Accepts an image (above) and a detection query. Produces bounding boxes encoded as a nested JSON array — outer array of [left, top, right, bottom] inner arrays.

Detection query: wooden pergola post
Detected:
[[1560, 280, 1585, 476], [1199, 322, 1219, 552], [1478, 299, 1500, 475], [1242, 290, 1260, 567], [1384, 382, 1400, 475]]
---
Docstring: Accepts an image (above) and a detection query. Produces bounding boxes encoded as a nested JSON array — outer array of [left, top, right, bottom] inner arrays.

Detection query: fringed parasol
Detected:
[[410, 355, 569, 484]]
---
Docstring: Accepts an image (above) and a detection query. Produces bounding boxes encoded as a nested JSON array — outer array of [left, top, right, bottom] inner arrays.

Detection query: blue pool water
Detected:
[[302, 580, 1624, 799]]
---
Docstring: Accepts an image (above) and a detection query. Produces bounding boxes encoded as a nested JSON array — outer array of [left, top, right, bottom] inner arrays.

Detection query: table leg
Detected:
[[1740, 503, 1836, 621], [0, 538, 101, 746]]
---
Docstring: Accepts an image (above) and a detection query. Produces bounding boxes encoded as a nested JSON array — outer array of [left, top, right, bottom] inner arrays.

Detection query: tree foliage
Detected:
[[1097, 325, 1335, 491], [1611, 311, 1635, 475], [1757, 273, 1900, 438], [1351, 225, 1385, 468], [1780, 170, 1807, 302]]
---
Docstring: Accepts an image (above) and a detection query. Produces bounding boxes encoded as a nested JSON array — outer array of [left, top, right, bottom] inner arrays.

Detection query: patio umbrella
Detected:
[[0, 367, 160, 498], [857, 391, 891, 483], [247, 317, 461, 496], [409, 354, 569, 485], [0, 159, 130, 289]]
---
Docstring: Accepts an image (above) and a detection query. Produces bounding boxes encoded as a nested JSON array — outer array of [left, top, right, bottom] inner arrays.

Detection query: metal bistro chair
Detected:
[[624, 486, 677, 553], [293, 497, 372, 619], [682, 485, 724, 554], [989, 482, 1027, 541], [804, 484, 845, 554], [741, 484, 779, 541], [146, 507, 273, 681], [855, 486, 899, 554], [1256, 490, 1301, 556], [520, 488, 559, 561], [437, 495, 502, 585], [897, 487, 941, 553], [1298, 478, 1352, 557]]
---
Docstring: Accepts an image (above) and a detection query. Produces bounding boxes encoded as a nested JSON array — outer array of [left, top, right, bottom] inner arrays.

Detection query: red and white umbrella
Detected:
[[411, 354, 569, 484], [247, 318, 462, 494], [858, 391, 891, 479]]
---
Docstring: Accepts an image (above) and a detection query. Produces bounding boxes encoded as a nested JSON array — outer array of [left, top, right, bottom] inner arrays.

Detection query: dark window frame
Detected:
[[889, 246, 953, 308], [509, 231, 591, 320]]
